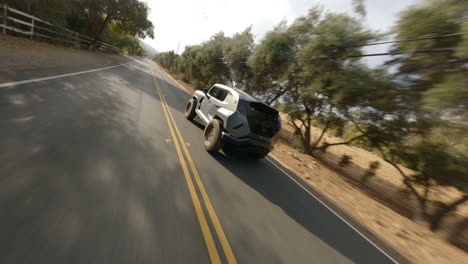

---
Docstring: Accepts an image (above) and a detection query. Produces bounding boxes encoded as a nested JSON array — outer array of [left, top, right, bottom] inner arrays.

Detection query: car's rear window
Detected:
[[237, 100, 280, 138]]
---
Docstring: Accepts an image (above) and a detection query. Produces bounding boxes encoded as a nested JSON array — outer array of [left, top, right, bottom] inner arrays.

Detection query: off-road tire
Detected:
[[185, 98, 197, 121], [203, 119, 224, 152]]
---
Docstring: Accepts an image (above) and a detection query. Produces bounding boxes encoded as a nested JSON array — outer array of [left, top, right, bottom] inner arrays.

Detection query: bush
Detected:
[[338, 155, 353, 167], [361, 161, 380, 184]]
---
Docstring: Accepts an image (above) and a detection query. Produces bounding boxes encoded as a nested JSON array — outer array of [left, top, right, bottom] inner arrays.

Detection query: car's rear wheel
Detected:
[[248, 148, 269, 159], [185, 98, 197, 121], [203, 119, 223, 152]]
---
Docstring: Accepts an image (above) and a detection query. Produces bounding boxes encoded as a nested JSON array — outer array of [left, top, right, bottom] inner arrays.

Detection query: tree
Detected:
[[306, 65, 397, 153], [352, 0, 366, 17], [247, 21, 295, 104], [155, 27, 254, 92], [160, 32, 233, 90], [389, 0, 468, 117], [154, 51, 180, 72], [195, 32, 231, 88], [176, 45, 203, 84], [118, 35, 144, 55], [4, 0, 72, 26], [223, 27, 255, 90], [251, 8, 378, 154], [386, 0, 468, 225], [73, 0, 154, 49]]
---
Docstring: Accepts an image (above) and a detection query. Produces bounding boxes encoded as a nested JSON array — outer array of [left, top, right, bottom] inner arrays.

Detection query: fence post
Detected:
[[75, 33, 79, 47], [2, 5, 7, 35], [30, 18, 34, 39]]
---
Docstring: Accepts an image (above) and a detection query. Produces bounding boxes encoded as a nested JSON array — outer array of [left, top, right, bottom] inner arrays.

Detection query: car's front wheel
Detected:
[[203, 119, 224, 152], [185, 98, 197, 121]]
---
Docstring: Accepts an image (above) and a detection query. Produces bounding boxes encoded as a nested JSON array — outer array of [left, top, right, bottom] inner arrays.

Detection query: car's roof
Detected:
[[213, 83, 258, 102]]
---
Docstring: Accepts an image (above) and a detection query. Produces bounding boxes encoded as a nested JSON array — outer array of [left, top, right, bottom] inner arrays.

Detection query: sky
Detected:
[[143, 0, 419, 66]]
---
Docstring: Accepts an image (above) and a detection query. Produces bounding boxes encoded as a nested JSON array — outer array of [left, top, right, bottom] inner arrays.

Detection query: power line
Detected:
[[219, 47, 456, 63], [340, 33, 462, 49], [162, 32, 462, 62], [326, 47, 456, 59], [217, 32, 462, 62]]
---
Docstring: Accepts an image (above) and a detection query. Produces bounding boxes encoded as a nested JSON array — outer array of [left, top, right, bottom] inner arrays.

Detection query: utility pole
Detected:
[[176, 42, 180, 54]]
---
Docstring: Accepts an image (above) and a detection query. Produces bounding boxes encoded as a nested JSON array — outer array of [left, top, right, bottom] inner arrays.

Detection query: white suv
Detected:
[[185, 84, 281, 159]]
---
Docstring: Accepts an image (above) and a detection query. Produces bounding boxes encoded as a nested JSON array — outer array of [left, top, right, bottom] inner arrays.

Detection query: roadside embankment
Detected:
[[0, 34, 131, 73]]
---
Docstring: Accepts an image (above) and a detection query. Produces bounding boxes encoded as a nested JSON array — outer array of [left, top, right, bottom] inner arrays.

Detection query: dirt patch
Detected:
[[160, 67, 468, 264], [0, 34, 131, 72], [270, 142, 467, 264]]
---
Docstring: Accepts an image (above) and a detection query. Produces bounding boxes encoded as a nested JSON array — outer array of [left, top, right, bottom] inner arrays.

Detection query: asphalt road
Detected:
[[0, 58, 397, 264]]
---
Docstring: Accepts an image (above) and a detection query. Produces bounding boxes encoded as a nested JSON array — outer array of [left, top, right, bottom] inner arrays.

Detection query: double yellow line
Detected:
[[151, 69, 237, 264]]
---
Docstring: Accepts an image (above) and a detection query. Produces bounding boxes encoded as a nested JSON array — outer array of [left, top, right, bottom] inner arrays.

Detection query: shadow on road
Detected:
[[208, 146, 386, 263], [0, 61, 210, 263]]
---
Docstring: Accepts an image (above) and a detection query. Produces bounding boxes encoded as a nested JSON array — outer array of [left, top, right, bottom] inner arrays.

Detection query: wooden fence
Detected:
[[0, 3, 119, 53]]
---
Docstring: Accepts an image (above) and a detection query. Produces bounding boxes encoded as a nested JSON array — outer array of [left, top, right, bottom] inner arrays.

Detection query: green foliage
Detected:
[[248, 8, 385, 154], [75, 0, 154, 38], [192, 32, 231, 88], [402, 140, 467, 193], [423, 72, 468, 121], [154, 51, 180, 72], [247, 21, 295, 104], [338, 155, 352, 167], [390, 0, 468, 119], [352, 0, 366, 17], [223, 27, 255, 89], [4, 0, 72, 26], [155, 28, 255, 91], [378, 0, 468, 220], [116, 35, 144, 55], [361, 161, 380, 184], [369, 161, 380, 170], [175, 32, 230, 90], [5, 0, 152, 54]]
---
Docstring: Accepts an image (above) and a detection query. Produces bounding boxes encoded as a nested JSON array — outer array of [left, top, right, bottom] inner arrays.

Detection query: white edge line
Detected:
[[265, 156, 401, 264], [0, 62, 134, 88], [150, 61, 187, 92], [151, 61, 404, 263]]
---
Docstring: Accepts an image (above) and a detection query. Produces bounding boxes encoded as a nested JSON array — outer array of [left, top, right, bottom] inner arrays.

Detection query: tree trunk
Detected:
[[302, 119, 312, 154], [430, 194, 468, 231], [376, 147, 429, 217], [312, 134, 365, 152], [353, 122, 431, 218], [302, 126, 311, 154], [310, 120, 330, 149], [266, 87, 287, 105], [89, 14, 111, 50], [394, 165, 428, 217]]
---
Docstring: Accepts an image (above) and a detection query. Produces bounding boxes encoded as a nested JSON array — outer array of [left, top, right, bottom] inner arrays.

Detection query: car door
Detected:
[[207, 88, 229, 120], [199, 86, 220, 123]]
